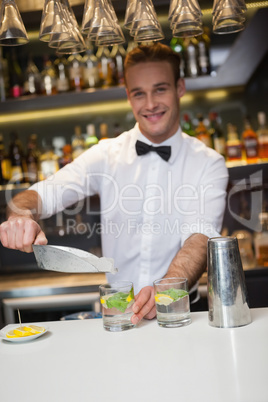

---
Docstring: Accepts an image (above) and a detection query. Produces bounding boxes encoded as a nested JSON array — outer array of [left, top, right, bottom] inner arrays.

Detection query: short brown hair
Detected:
[[124, 43, 181, 85]]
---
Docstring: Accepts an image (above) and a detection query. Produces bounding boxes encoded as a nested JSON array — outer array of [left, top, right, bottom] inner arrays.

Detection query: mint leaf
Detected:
[[158, 288, 188, 302], [105, 291, 130, 312]]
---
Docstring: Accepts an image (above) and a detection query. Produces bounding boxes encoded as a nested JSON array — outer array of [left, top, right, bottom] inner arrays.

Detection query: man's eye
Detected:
[[133, 92, 143, 97], [156, 87, 166, 93]]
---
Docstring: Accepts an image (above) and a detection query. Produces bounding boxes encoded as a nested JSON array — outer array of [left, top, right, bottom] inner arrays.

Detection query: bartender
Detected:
[[0, 43, 229, 325]]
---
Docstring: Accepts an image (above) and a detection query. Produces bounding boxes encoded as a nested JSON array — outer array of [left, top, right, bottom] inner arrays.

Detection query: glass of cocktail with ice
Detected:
[[153, 277, 191, 328], [99, 281, 135, 332]]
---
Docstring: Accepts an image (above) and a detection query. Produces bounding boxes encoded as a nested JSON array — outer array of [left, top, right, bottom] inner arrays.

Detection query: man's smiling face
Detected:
[[125, 61, 185, 144]]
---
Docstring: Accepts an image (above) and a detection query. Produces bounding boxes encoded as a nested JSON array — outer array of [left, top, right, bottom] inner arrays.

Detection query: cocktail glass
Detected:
[[99, 281, 135, 332], [153, 277, 191, 328]]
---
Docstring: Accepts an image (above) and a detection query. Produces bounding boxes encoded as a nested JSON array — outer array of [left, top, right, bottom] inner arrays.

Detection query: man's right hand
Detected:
[[0, 216, 48, 253]]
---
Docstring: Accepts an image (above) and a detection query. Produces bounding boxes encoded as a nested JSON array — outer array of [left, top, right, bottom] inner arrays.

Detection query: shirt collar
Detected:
[[134, 123, 183, 164]]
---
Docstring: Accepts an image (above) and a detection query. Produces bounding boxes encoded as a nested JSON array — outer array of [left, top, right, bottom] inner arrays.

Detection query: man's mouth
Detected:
[[143, 111, 166, 122]]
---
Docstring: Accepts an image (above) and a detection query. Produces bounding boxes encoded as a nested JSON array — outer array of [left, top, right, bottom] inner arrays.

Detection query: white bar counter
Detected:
[[0, 308, 268, 402]]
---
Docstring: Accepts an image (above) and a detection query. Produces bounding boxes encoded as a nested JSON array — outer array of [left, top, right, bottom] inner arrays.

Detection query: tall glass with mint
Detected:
[[99, 281, 135, 332], [153, 278, 191, 328]]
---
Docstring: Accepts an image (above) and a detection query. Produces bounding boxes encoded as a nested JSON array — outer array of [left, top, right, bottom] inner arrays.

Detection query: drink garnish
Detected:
[[100, 289, 134, 313], [155, 288, 188, 305]]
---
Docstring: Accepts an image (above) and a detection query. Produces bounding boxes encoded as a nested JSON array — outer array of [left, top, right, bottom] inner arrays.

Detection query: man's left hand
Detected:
[[131, 286, 156, 325]]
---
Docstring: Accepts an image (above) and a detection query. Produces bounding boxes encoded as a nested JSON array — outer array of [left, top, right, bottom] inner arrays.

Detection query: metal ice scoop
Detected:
[[32, 245, 117, 274]]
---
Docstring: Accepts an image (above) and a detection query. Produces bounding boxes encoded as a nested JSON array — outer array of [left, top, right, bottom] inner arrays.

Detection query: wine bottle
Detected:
[[41, 55, 58, 96], [8, 49, 23, 98], [110, 45, 126, 86], [196, 27, 211, 76], [195, 114, 212, 147], [209, 112, 226, 157], [225, 124, 243, 162], [39, 140, 59, 180], [242, 117, 259, 163], [257, 111, 268, 160], [184, 38, 200, 78], [82, 44, 100, 89], [26, 134, 40, 184], [54, 56, 70, 93], [96, 46, 116, 87], [59, 144, 73, 168], [0, 134, 11, 185], [72, 126, 85, 159], [170, 37, 186, 78], [181, 113, 195, 137], [8, 132, 26, 184], [68, 53, 84, 92], [23, 54, 41, 96], [0, 47, 8, 102], [85, 124, 99, 148], [99, 123, 109, 141]]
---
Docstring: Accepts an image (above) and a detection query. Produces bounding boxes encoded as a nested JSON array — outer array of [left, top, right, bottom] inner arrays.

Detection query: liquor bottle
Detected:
[[54, 56, 70, 93], [170, 37, 186, 78], [257, 111, 268, 160], [184, 38, 200, 78], [110, 45, 126, 86], [68, 53, 84, 92], [40, 55, 58, 96], [181, 113, 195, 137], [0, 134, 11, 185], [8, 132, 26, 184], [209, 112, 226, 157], [195, 114, 212, 147], [23, 54, 41, 96], [72, 126, 85, 159], [25, 134, 39, 184], [242, 117, 259, 163], [99, 123, 109, 141], [58, 144, 73, 168], [0, 47, 8, 102], [85, 124, 98, 148], [254, 212, 268, 267], [39, 140, 59, 180], [96, 46, 116, 87], [196, 26, 211, 76], [225, 123, 243, 162], [82, 45, 100, 89], [8, 49, 24, 98]]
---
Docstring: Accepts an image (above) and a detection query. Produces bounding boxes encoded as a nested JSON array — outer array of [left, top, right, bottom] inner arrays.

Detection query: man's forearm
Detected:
[[164, 233, 208, 289], [7, 190, 42, 221]]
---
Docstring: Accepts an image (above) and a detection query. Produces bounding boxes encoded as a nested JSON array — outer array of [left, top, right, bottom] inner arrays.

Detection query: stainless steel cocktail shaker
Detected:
[[207, 237, 251, 328]]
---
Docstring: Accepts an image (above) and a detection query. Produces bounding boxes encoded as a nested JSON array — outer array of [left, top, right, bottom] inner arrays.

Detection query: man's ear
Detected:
[[176, 78, 186, 99]]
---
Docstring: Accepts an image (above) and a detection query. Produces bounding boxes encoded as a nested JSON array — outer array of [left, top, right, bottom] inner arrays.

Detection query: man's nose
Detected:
[[145, 93, 158, 110]]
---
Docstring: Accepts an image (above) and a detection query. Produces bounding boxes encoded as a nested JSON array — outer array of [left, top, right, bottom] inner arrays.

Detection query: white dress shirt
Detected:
[[30, 124, 229, 293]]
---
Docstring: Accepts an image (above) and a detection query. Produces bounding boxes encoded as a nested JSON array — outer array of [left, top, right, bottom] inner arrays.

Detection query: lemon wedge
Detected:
[[155, 294, 173, 306], [13, 327, 33, 337], [24, 325, 46, 335], [100, 294, 112, 309], [6, 330, 18, 338], [126, 294, 133, 303]]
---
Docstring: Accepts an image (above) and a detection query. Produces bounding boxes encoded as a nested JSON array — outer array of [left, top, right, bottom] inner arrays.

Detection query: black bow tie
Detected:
[[135, 140, 171, 162]]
